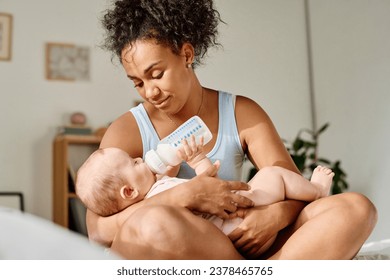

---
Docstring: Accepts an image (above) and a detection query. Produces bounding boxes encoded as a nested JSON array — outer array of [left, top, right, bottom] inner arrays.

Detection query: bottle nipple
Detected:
[[145, 149, 167, 174]]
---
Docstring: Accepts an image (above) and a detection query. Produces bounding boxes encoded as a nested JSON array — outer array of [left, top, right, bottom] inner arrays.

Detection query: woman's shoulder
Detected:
[[213, 91, 269, 122], [99, 111, 143, 156], [234, 94, 258, 104], [235, 95, 269, 118], [234, 94, 276, 142], [217, 91, 261, 107]]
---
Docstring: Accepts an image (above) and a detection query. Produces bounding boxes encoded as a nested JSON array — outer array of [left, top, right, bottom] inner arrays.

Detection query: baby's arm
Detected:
[[161, 165, 181, 179], [157, 136, 209, 179], [177, 135, 218, 175]]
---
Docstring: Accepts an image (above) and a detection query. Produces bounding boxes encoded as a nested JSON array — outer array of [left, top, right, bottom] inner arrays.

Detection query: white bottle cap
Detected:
[[144, 150, 167, 174]]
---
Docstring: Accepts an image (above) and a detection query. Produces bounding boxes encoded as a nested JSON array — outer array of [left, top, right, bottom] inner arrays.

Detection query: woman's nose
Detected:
[[145, 83, 160, 99]]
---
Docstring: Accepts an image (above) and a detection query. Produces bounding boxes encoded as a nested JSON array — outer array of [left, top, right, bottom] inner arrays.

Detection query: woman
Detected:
[[86, 0, 377, 259]]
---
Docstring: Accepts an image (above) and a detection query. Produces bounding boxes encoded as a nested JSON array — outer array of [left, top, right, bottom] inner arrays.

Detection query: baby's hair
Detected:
[[101, 0, 224, 67], [76, 149, 125, 217]]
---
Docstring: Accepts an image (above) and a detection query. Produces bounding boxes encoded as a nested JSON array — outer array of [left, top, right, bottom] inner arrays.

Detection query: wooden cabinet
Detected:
[[52, 134, 101, 234]]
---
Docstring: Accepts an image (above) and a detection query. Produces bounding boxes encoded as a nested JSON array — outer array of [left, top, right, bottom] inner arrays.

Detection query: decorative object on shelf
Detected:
[[70, 112, 87, 125], [45, 42, 90, 81], [283, 123, 349, 194], [0, 13, 13, 61], [58, 112, 92, 135]]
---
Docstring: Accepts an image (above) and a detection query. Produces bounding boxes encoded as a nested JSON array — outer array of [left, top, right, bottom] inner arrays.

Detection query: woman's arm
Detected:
[[235, 95, 299, 173], [234, 95, 304, 252], [87, 164, 254, 246]]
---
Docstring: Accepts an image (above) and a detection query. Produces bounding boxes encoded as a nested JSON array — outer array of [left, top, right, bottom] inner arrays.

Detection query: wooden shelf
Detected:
[[54, 134, 102, 145], [52, 134, 101, 234]]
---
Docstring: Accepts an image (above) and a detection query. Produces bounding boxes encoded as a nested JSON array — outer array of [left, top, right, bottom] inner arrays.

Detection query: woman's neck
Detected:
[[163, 86, 205, 127]]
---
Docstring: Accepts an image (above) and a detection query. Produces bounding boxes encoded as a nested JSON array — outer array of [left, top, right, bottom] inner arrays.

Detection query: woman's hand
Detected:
[[228, 200, 306, 258], [227, 206, 279, 258], [179, 164, 254, 219]]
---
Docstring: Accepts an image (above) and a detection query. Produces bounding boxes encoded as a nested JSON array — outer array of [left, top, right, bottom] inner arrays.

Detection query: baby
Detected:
[[76, 136, 334, 243]]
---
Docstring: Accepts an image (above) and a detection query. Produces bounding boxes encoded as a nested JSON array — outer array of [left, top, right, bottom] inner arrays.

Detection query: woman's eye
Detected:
[[134, 81, 143, 88], [152, 72, 164, 79]]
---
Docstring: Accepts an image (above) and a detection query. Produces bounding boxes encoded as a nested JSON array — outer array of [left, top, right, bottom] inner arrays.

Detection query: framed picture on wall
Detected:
[[0, 13, 13, 61], [45, 42, 90, 81]]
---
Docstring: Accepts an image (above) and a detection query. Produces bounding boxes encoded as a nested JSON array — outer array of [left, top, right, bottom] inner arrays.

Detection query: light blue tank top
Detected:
[[130, 91, 245, 181]]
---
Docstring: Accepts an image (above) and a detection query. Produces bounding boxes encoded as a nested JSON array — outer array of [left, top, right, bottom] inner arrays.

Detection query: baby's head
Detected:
[[76, 147, 155, 216]]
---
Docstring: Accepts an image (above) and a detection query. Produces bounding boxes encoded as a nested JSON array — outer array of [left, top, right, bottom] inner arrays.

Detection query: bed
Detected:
[[354, 239, 390, 260], [0, 207, 120, 259], [1, 206, 388, 260]]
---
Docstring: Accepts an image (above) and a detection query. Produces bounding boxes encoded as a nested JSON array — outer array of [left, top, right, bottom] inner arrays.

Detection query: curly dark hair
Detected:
[[101, 0, 224, 67]]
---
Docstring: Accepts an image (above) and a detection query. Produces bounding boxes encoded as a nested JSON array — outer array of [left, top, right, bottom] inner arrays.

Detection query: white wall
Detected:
[[1, 0, 387, 243], [309, 0, 390, 242], [201, 0, 312, 138], [0, 0, 133, 217], [0, 0, 310, 220]]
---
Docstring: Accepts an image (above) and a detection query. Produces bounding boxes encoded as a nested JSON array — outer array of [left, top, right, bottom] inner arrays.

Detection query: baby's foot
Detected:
[[310, 165, 335, 198]]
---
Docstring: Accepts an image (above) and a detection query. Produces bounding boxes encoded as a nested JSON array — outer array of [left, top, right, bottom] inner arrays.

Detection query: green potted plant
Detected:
[[283, 123, 348, 194]]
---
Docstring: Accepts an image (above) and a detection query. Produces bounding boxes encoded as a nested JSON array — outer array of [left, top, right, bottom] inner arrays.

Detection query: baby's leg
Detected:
[[309, 165, 334, 197], [238, 166, 334, 206]]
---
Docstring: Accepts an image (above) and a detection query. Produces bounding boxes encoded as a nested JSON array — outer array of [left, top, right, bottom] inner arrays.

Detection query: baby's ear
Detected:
[[120, 185, 139, 200]]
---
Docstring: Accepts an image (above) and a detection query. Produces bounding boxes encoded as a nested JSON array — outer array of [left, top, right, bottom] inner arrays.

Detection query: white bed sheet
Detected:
[[2, 206, 388, 260], [0, 207, 121, 259], [354, 239, 390, 260]]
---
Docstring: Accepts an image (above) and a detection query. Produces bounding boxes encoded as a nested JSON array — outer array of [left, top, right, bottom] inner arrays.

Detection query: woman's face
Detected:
[[121, 39, 194, 115]]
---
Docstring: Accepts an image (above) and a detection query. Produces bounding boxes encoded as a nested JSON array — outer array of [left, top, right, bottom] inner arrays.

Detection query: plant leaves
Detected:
[[315, 123, 329, 136], [283, 123, 349, 195]]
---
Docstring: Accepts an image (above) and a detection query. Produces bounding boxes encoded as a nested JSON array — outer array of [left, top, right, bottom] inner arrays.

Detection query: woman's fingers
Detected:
[[226, 181, 253, 208], [228, 226, 257, 254], [211, 181, 254, 215], [187, 172, 254, 218], [230, 192, 254, 208], [228, 181, 251, 191], [216, 193, 253, 218]]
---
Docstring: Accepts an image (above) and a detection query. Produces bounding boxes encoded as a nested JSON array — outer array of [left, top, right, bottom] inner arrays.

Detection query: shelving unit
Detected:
[[52, 134, 101, 235]]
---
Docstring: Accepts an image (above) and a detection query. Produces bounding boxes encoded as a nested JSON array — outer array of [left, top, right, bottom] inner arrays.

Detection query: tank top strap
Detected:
[[217, 91, 242, 152], [129, 104, 160, 157]]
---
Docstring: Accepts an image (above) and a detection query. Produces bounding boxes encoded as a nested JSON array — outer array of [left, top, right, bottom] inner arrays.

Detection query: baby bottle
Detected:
[[145, 116, 212, 174]]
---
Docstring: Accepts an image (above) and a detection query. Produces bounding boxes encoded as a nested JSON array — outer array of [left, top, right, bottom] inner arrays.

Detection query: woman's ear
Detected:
[[181, 43, 195, 67], [120, 185, 139, 200]]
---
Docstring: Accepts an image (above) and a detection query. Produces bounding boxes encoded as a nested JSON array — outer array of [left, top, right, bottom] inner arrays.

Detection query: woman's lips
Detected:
[[152, 96, 171, 108]]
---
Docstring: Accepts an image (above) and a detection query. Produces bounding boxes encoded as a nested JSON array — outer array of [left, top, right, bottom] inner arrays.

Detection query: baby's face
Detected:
[[105, 148, 156, 196]]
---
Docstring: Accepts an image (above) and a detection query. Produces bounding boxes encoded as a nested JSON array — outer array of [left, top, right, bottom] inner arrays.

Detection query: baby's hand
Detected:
[[177, 135, 206, 166]]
